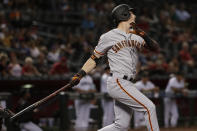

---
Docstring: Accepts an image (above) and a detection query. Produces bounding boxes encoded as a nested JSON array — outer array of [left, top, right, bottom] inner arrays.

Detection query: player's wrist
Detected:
[[78, 69, 87, 77], [70, 70, 86, 86]]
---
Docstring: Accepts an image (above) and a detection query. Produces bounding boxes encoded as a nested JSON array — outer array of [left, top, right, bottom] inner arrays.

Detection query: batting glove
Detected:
[[70, 70, 86, 86]]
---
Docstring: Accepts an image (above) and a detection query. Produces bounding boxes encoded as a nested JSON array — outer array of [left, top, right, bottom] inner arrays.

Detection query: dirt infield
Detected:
[[130, 127, 197, 131], [68, 127, 197, 131]]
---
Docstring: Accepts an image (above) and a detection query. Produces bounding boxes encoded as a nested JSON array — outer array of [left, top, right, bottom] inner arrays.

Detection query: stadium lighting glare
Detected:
[[22, 84, 33, 89]]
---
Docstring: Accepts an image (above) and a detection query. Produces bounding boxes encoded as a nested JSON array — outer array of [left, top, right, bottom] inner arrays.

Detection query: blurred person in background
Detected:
[[100, 66, 115, 127], [35, 52, 48, 75], [8, 52, 22, 77], [191, 44, 197, 69], [164, 71, 188, 128], [167, 56, 179, 74], [22, 57, 41, 76], [81, 13, 95, 29], [20, 41, 31, 57], [179, 42, 194, 73], [16, 88, 43, 131], [134, 71, 159, 129], [73, 75, 96, 130], [175, 3, 191, 22], [1, 29, 13, 48], [47, 44, 60, 64], [49, 56, 69, 75], [148, 53, 168, 75], [29, 41, 40, 58], [0, 53, 8, 77]]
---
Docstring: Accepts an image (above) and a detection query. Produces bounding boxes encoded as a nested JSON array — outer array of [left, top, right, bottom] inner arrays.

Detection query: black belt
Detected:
[[110, 73, 134, 82]]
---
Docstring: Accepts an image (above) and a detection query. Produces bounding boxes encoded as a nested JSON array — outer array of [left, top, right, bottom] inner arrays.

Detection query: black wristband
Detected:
[[142, 34, 159, 51], [142, 34, 152, 45], [91, 54, 100, 65], [78, 69, 86, 77]]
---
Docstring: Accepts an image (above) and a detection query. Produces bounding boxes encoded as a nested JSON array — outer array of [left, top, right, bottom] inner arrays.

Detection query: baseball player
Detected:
[[134, 71, 159, 129], [100, 67, 115, 127], [70, 4, 160, 131], [73, 75, 96, 130], [16, 88, 43, 131], [164, 72, 187, 128]]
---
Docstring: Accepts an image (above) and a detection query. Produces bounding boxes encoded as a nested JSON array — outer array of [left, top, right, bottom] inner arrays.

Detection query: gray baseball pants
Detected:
[[98, 76, 159, 131]]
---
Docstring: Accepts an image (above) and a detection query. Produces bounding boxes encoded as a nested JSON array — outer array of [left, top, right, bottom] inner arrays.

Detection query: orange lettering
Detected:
[[131, 40, 134, 46], [128, 40, 132, 47], [117, 42, 123, 49], [112, 46, 118, 53], [115, 45, 120, 52]]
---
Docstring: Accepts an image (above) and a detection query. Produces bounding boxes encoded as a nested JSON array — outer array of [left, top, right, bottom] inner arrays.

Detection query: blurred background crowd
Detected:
[[0, 0, 197, 79], [0, 0, 197, 131]]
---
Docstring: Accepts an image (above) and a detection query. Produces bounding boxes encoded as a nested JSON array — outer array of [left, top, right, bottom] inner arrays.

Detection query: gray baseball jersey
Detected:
[[96, 28, 159, 131], [94, 28, 145, 78]]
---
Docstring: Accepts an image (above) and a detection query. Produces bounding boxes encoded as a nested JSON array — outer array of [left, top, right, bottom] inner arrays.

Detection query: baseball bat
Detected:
[[10, 83, 72, 121]]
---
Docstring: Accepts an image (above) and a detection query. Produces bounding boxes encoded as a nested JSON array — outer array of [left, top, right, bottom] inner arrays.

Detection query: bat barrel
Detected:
[[10, 104, 36, 121], [10, 83, 71, 121]]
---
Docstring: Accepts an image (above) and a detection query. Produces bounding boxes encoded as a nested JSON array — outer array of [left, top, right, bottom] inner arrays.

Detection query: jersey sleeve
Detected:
[[137, 35, 146, 47], [169, 78, 175, 86], [149, 81, 155, 89], [94, 34, 110, 58]]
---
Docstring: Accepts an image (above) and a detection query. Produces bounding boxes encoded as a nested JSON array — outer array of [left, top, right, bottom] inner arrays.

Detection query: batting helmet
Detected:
[[111, 4, 134, 24]]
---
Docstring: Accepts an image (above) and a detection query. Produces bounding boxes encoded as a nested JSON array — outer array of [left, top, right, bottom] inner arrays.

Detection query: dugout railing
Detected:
[[58, 91, 197, 130]]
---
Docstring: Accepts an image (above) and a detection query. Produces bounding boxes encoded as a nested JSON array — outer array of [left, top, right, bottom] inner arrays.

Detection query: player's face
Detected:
[[142, 77, 148, 83], [128, 11, 136, 24]]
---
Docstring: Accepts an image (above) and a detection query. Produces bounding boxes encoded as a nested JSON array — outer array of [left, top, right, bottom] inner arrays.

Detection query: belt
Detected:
[[110, 73, 134, 82]]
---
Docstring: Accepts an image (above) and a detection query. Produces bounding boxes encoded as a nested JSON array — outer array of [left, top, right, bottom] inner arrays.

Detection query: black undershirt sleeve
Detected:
[[143, 34, 160, 52]]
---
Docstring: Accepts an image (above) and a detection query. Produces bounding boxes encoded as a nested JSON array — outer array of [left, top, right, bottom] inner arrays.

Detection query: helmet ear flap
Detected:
[[111, 4, 132, 25], [123, 11, 130, 19]]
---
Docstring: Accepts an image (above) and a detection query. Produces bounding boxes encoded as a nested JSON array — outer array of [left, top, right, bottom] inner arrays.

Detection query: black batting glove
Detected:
[[70, 70, 86, 86]]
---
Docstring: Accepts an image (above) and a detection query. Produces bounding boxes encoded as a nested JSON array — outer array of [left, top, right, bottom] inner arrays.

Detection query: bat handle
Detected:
[[10, 104, 36, 121]]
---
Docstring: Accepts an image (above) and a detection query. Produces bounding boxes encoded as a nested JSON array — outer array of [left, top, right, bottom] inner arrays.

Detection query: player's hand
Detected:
[[70, 70, 86, 86], [0, 108, 14, 118], [130, 22, 146, 37]]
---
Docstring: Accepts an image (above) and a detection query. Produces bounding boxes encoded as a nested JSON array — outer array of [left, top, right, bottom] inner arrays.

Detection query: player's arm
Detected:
[[70, 54, 100, 86], [131, 22, 160, 52], [171, 86, 183, 93], [70, 34, 108, 87]]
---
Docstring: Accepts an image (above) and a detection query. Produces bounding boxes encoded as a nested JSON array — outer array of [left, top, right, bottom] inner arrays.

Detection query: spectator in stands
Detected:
[[81, 13, 95, 29], [16, 88, 43, 131], [8, 53, 22, 77], [35, 52, 48, 75], [47, 44, 60, 64], [179, 42, 194, 72], [49, 57, 69, 75], [175, 3, 191, 21], [61, 0, 70, 11], [168, 56, 179, 74], [20, 41, 31, 57], [148, 53, 168, 75], [0, 53, 8, 77], [191, 44, 197, 68], [1, 29, 13, 47], [22, 57, 41, 76], [29, 41, 40, 58]]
